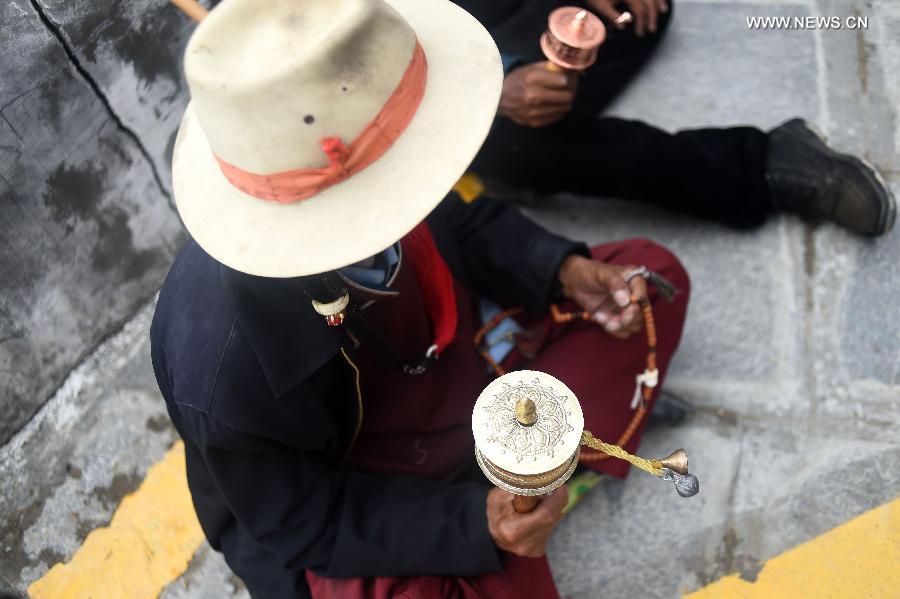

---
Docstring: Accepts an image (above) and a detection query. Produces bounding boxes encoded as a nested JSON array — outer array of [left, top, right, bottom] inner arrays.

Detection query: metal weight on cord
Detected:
[[472, 370, 700, 513]]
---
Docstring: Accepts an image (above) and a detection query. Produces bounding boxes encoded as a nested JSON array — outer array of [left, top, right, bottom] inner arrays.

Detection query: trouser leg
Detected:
[[472, 0, 773, 228], [472, 107, 772, 229]]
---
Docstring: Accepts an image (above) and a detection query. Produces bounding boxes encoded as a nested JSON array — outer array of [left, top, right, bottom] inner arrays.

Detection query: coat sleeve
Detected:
[[176, 389, 502, 579], [434, 193, 590, 315]]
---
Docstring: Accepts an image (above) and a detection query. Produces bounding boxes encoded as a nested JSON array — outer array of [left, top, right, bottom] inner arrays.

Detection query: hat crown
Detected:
[[185, 0, 416, 174]]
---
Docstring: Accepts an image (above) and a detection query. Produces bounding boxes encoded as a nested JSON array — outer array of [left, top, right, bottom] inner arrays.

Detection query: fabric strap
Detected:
[[214, 41, 427, 203], [401, 222, 457, 356]]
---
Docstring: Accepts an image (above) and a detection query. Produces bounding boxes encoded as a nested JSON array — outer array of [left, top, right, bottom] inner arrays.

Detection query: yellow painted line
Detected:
[[452, 172, 485, 204], [28, 441, 204, 599], [686, 497, 900, 598]]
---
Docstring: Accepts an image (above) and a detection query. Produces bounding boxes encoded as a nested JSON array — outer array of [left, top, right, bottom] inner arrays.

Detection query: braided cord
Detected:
[[580, 430, 663, 477]]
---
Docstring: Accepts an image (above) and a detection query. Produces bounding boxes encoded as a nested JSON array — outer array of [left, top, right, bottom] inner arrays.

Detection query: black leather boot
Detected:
[[766, 119, 896, 236], [647, 391, 694, 428]]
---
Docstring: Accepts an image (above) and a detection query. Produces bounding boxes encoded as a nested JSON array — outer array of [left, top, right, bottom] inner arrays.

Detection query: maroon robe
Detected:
[[307, 238, 690, 598]]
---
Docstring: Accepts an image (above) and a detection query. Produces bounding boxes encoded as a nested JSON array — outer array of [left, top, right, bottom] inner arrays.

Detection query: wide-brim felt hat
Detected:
[[172, 0, 502, 277]]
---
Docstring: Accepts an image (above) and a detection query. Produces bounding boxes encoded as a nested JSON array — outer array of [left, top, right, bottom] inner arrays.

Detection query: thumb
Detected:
[[596, 266, 632, 308]]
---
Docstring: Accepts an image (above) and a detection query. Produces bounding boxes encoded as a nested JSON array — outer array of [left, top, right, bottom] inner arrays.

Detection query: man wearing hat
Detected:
[[151, 0, 689, 597], [453, 0, 896, 236]]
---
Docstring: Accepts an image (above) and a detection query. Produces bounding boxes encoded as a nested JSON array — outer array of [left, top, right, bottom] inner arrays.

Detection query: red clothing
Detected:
[[508, 238, 690, 479], [346, 256, 488, 480], [307, 553, 557, 599], [307, 238, 690, 598]]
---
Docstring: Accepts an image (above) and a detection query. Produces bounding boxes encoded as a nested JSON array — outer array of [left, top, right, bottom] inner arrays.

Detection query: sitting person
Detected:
[[453, 0, 896, 236], [151, 0, 689, 597]]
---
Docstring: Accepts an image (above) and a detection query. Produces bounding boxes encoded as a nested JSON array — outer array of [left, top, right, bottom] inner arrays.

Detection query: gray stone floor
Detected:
[[2, 0, 899, 597], [543, 1, 900, 595]]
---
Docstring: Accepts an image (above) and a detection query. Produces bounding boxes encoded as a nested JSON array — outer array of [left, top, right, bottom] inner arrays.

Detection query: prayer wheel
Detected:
[[473, 370, 584, 513], [540, 7, 607, 71], [473, 370, 700, 513]]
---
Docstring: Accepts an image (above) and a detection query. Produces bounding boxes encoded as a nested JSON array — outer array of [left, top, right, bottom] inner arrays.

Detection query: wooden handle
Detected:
[[512, 494, 540, 513], [170, 0, 208, 22]]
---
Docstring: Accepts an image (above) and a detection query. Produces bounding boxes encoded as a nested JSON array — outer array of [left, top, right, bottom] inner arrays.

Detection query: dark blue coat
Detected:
[[150, 193, 585, 597]]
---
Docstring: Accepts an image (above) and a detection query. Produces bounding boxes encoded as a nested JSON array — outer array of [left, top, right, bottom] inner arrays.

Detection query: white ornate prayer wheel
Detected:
[[473, 370, 699, 513], [473, 370, 584, 512]]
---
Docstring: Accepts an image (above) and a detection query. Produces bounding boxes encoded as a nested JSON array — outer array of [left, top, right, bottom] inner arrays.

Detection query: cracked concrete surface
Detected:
[[24, 0, 173, 202], [0, 0, 196, 446], [0, 303, 178, 590], [1, 0, 899, 597]]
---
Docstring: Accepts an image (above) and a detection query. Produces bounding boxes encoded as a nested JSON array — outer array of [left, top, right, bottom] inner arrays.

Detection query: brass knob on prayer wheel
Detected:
[[515, 397, 538, 426]]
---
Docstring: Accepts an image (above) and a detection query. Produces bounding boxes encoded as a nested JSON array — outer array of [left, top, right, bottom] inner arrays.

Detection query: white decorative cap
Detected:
[[472, 370, 584, 476]]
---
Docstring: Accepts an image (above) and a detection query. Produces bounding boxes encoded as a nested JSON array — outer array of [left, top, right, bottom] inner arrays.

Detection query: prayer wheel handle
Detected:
[[512, 495, 540, 513]]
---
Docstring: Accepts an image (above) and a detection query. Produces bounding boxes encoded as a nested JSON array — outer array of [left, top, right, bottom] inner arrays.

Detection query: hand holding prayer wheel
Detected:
[[497, 7, 608, 127], [473, 370, 699, 515], [486, 485, 568, 557]]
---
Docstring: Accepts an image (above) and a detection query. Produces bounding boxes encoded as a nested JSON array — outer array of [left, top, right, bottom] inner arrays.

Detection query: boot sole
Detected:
[[794, 120, 896, 236]]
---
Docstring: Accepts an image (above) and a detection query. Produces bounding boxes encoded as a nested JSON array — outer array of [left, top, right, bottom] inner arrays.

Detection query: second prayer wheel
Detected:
[[540, 6, 606, 71], [473, 371, 584, 501]]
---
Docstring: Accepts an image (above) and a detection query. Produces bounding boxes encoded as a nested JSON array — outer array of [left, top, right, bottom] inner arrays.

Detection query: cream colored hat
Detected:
[[173, 0, 502, 277]]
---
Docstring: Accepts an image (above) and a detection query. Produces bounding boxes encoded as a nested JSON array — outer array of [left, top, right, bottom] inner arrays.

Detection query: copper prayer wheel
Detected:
[[540, 7, 606, 71]]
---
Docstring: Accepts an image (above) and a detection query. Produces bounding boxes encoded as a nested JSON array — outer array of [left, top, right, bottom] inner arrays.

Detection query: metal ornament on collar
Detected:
[[311, 292, 350, 327]]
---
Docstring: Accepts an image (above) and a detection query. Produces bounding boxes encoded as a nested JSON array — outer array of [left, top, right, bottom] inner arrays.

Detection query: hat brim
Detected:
[[172, 0, 503, 277]]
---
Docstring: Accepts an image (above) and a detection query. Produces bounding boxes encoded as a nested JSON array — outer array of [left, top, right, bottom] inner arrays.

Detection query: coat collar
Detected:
[[215, 218, 461, 398], [219, 264, 346, 398]]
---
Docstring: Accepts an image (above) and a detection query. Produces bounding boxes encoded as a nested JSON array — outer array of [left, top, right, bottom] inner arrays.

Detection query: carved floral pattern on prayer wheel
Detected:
[[480, 378, 575, 463]]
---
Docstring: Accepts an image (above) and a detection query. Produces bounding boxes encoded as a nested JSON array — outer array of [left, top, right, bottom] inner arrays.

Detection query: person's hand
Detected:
[[498, 62, 578, 128], [587, 0, 668, 37], [557, 254, 648, 339], [486, 486, 568, 557]]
